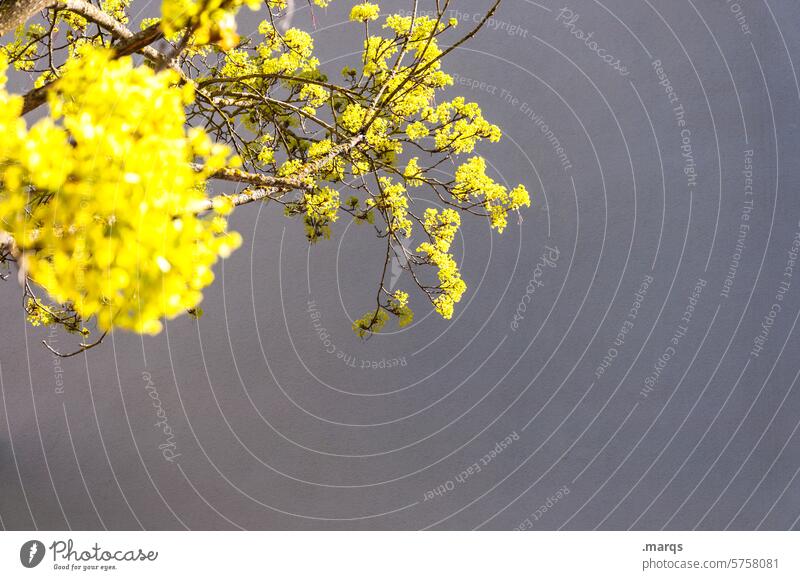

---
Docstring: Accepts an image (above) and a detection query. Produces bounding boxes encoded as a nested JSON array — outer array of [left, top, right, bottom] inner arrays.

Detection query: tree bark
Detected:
[[0, 0, 54, 36]]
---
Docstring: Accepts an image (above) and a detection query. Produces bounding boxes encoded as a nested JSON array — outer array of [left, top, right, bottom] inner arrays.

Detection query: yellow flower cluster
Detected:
[[387, 289, 413, 327], [352, 308, 389, 337], [405, 121, 429, 140], [357, 15, 453, 114], [417, 208, 466, 319], [299, 82, 329, 108], [1, 23, 46, 72], [350, 2, 380, 22], [403, 157, 423, 187], [214, 22, 325, 117], [101, 0, 131, 23], [452, 156, 531, 233], [427, 97, 502, 154], [25, 297, 90, 335], [25, 298, 56, 327], [0, 48, 240, 335], [366, 178, 412, 237], [259, 27, 319, 74], [340, 103, 368, 132], [161, 0, 261, 50], [384, 14, 445, 61], [299, 187, 340, 242], [219, 47, 259, 76], [385, 69, 453, 119], [362, 36, 397, 76]]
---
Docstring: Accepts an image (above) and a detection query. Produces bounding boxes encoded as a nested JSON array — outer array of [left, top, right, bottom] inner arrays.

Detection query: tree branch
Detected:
[[206, 165, 314, 191], [0, 0, 52, 36], [20, 3, 169, 114], [61, 0, 164, 62], [197, 133, 365, 211], [43, 330, 107, 358]]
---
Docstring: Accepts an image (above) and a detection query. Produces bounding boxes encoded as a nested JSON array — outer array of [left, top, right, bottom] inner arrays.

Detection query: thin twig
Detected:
[[43, 330, 108, 358]]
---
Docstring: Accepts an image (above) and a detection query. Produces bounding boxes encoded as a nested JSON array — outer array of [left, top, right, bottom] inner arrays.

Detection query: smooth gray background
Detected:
[[1, 0, 800, 530]]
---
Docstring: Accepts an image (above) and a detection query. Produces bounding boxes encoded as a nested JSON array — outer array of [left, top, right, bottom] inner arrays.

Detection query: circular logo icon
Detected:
[[20, 540, 46, 568]]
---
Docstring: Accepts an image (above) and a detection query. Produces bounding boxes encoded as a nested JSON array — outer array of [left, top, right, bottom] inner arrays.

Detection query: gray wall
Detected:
[[1, 0, 800, 530]]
